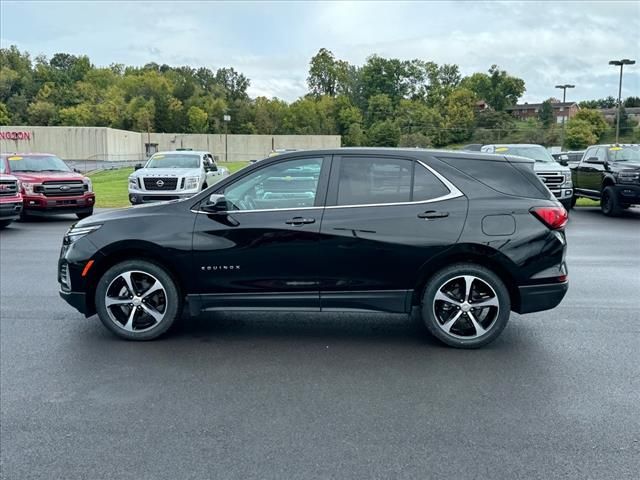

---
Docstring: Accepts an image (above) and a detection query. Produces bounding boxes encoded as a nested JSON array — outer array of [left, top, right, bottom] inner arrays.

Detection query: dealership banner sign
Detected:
[[0, 131, 32, 140]]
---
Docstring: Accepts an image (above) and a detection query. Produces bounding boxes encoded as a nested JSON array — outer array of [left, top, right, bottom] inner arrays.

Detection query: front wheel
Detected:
[[95, 260, 182, 340], [601, 186, 621, 217], [77, 209, 94, 219], [0, 219, 13, 229], [561, 198, 573, 211], [421, 263, 511, 349]]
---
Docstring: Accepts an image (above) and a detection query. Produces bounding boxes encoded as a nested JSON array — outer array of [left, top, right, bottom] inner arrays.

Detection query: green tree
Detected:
[[461, 65, 525, 111], [624, 96, 640, 108], [565, 118, 597, 149], [59, 103, 94, 126], [0, 102, 10, 125], [366, 120, 400, 147], [442, 88, 476, 144], [307, 48, 350, 97], [538, 99, 554, 128], [573, 109, 608, 139], [399, 132, 431, 148], [367, 94, 394, 125], [27, 100, 57, 125], [343, 123, 365, 146], [187, 106, 208, 133]]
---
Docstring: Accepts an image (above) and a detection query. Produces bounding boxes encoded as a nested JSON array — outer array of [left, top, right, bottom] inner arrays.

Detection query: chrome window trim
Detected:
[[192, 160, 464, 214]]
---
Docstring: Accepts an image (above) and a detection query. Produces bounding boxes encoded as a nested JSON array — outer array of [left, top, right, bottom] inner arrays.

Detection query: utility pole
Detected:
[[223, 114, 231, 162], [609, 59, 635, 144], [555, 84, 574, 149]]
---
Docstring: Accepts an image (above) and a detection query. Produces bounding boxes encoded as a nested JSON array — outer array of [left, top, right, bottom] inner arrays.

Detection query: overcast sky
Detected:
[[2, 1, 638, 104]]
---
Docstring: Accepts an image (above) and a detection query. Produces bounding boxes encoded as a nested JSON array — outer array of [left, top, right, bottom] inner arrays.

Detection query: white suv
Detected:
[[128, 150, 229, 204]]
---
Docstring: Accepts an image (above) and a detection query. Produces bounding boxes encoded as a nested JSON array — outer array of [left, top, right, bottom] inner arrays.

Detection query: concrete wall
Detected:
[[1, 126, 341, 163]]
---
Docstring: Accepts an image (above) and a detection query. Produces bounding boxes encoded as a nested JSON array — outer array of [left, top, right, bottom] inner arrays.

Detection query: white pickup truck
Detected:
[[128, 150, 229, 204]]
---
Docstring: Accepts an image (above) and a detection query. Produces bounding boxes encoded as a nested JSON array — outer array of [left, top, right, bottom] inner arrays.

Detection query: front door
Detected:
[[192, 155, 331, 311], [318, 154, 467, 313]]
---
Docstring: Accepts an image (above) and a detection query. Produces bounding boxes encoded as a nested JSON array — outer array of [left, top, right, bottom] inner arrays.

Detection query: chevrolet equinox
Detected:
[[59, 149, 569, 348]]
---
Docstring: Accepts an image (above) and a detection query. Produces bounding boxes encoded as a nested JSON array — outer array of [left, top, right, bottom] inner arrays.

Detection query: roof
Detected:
[[153, 150, 209, 155], [506, 102, 578, 111], [0, 152, 57, 157]]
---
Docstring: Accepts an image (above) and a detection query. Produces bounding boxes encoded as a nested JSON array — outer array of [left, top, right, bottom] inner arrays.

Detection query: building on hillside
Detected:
[[598, 107, 640, 123], [506, 101, 579, 124]]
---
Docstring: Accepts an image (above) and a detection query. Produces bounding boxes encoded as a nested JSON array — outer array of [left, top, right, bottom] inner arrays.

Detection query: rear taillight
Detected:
[[530, 206, 568, 230]]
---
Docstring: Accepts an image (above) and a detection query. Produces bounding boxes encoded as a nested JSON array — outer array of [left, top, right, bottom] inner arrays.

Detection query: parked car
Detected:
[[1, 153, 95, 219], [552, 150, 585, 167], [477, 144, 574, 210], [59, 148, 568, 349], [0, 172, 23, 228], [570, 144, 640, 216], [128, 150, 229, 204]]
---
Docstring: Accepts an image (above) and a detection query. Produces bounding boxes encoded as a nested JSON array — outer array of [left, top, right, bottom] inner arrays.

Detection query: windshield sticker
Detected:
[[609, 147, 622, 151], [7, 156, 23, 161], [494, 147, 508, 152], [152, 154, 165, 159]]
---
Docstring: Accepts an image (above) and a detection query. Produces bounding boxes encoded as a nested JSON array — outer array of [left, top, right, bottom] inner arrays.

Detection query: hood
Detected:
[[131, 168, 199, 178], [533, 162, 570, 174], [613, 161, 640, 170], [0, 173, 19, 181], [11, 170, 87, 182], [75, 199, 187, 227]]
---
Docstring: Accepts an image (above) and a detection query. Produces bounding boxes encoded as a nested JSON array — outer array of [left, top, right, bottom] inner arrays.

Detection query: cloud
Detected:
[[1, 0, 638, 103]]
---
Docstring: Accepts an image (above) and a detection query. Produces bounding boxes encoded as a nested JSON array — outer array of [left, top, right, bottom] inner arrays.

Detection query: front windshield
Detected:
[[145, 153, 200, 169], [608, 145, 640, 162], [7, 154, 71, 172], [0, 160, 5, 173], [495, 146, 555, 163]]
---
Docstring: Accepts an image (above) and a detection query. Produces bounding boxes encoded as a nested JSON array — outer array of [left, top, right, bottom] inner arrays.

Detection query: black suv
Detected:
[[59, 149, 568, 348]]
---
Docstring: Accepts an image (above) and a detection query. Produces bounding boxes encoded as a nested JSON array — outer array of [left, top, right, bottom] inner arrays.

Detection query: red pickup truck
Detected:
[[0, 172, 23, 228], [1, 153, 95, 219]]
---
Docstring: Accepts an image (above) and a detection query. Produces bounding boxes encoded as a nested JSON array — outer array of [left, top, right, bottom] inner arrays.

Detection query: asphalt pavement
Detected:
[[1, 207, 639, 479]]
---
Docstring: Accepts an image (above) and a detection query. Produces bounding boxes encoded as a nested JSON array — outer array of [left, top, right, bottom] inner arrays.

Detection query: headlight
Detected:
[[64, 224, 102, 244], [128, 176, 139, 189], [562, 178, 573, 188], [84, 179, 93, 192], [618, 170, 640, 184], [21, 182, 39, 195], [184, 177, 200, 190]]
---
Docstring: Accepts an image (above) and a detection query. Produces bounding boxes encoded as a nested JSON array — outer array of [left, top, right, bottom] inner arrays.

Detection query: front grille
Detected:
[[142, 195, 180, 202], [143, 177, 178, 191], [537, 172, 565, 194], [0, 179, 18, 197], [41, 180, 85, 197]]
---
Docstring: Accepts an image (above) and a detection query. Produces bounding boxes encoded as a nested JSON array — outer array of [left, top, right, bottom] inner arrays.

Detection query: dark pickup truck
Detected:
[[570, 144, 640, 216]]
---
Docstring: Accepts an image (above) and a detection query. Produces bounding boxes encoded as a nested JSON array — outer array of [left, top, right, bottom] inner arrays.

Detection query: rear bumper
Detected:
[[59, 290, 89, 315], [515, 281, 568, 314]]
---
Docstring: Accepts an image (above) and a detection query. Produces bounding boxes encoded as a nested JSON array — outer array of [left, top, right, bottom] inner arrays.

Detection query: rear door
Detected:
[[318, 154, 468, 313], [582, 147, 606, 194], [192, 155, 331, 311]]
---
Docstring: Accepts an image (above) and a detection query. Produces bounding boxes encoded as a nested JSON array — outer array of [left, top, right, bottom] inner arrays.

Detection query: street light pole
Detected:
[[555, 84, 574, 148], [223, 114, 231, 162], [609, 59, 635, 145]]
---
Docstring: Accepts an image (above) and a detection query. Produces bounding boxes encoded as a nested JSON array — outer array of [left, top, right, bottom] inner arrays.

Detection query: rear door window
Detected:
[[336, 157, 412, 206]]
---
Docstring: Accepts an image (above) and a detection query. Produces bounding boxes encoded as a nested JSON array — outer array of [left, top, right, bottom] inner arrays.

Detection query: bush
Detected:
[[399, 132, 432, 148], [565, 119, 597, 149], [366, 120, 401, 147]]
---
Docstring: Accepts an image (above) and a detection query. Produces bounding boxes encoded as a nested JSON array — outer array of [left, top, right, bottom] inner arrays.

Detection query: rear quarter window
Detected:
[[437, 157, 549, 199]]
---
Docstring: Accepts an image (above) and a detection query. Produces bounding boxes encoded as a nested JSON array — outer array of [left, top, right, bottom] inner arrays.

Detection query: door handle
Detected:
[[285, 217, 315, 225], [418, 210, 449, 219]]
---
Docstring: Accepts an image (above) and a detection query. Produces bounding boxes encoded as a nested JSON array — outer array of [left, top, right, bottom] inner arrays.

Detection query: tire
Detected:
[[570, 195, 577, 209], [600, 186, 621, 217], [95, 260, 182, 341], [201, 183, 208, 191], [0, 220, 13, 229], [561, 198, 573, 211], [76, 209, 94, 219], [421, 263, 511, 349]]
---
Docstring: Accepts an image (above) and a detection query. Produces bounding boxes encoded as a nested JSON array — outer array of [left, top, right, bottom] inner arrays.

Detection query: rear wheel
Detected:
[[95, 260, 182, 340], [421, 263, 511, 349], [601, 186, 621, 216]]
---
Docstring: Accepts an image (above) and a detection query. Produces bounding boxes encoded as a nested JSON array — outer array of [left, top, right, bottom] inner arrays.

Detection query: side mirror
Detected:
[[134, 163, 143, 171], [206, 164, 218, 172], [585, 157, 605, 165], [201, 194, 228, 213], [73, 168, 81, 173]]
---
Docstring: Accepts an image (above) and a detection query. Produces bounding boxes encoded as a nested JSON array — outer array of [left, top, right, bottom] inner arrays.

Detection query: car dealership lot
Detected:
[[1, 208, 639, 479]]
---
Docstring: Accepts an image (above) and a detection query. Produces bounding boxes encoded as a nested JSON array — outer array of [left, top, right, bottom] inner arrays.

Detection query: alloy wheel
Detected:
[[104, 270, 168, 333], [432, 275, 500, 339]]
